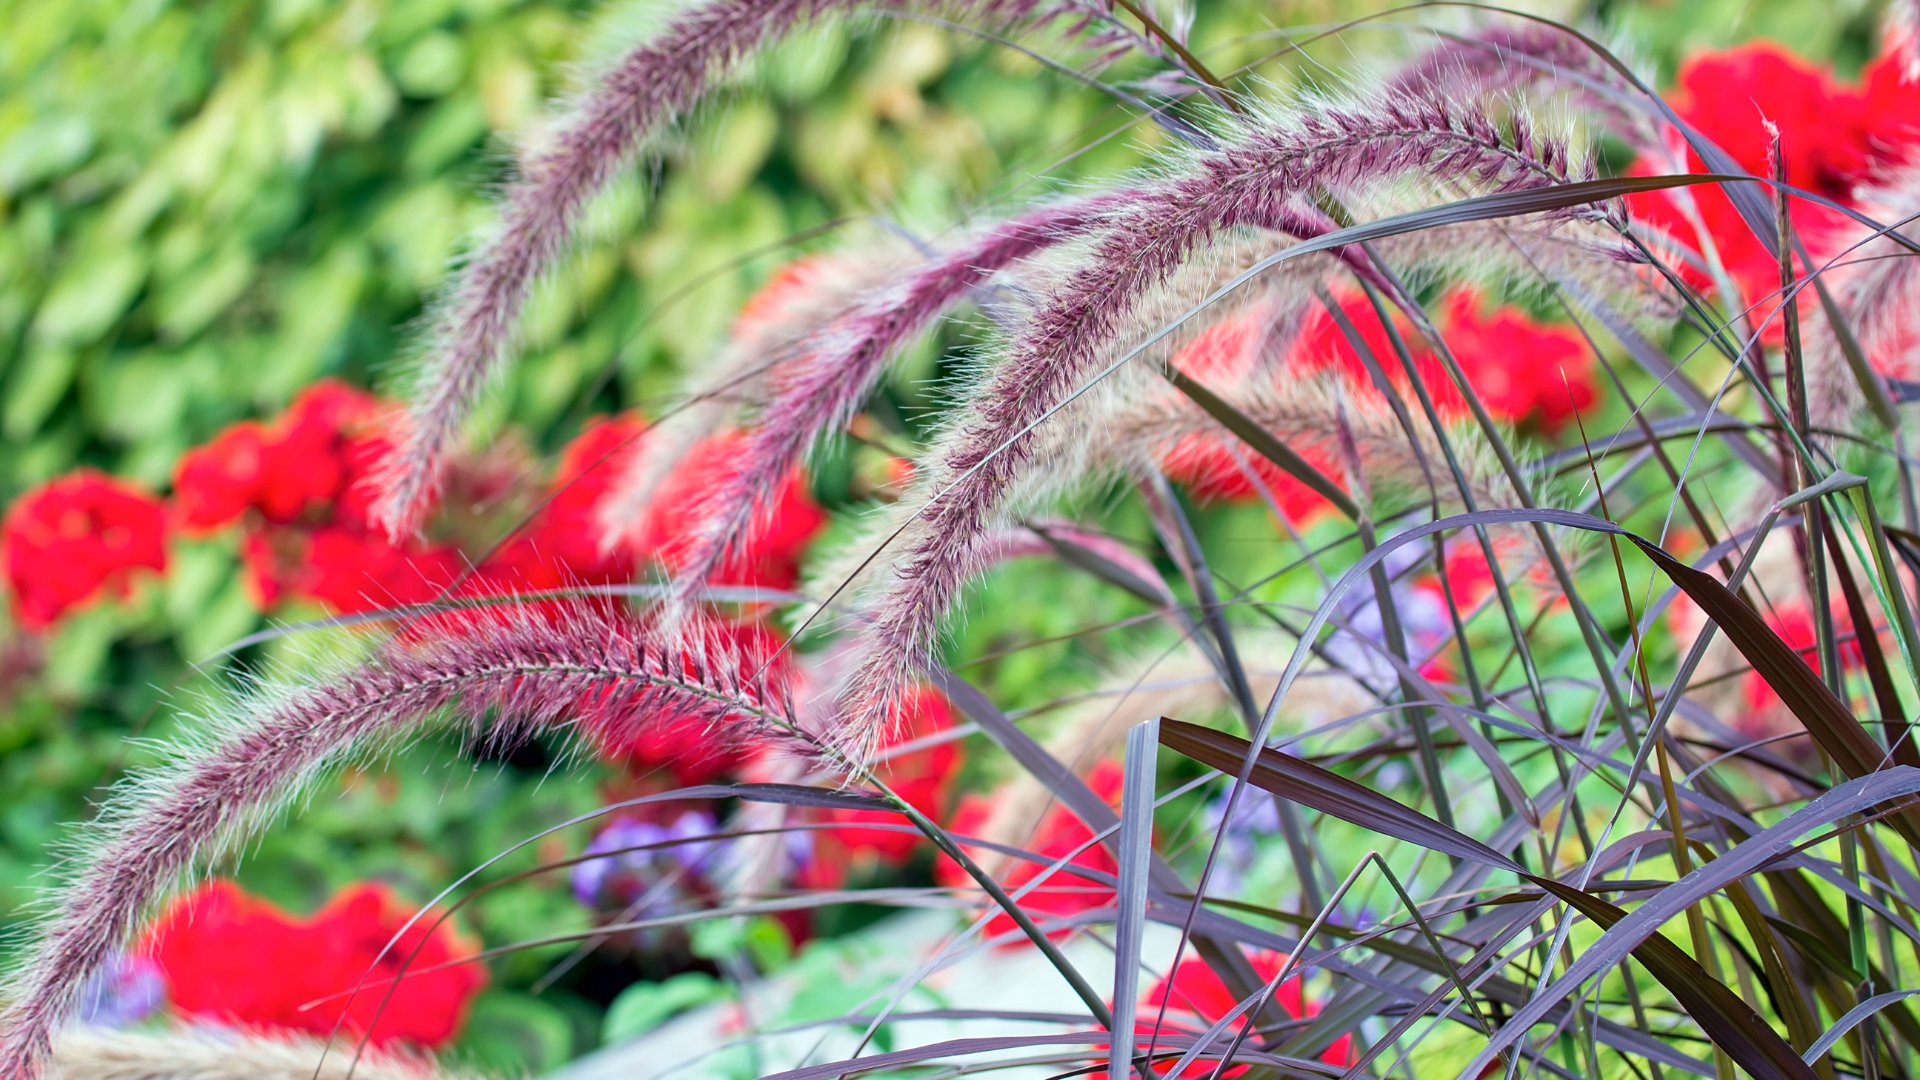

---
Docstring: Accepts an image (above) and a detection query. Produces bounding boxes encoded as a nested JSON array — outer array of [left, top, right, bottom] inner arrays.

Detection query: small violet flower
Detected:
[[573, 811, 725, 912], [74, 953, 164, 1029]]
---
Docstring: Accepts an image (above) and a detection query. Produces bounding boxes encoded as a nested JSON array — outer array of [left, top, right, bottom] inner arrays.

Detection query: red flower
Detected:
[[1293, 289, 1592, 429], [173, 382, 384, 532], [1160, 292, 1591, 515], [259, 384, 383, 525], [1160, 314, 1345, 522], [624, 430, 827, 590], [1436, 289, 1592, 432], [140, 880, 486, 1048], [733, 256, 835, 337], [1732, 603, 1863, 756], [173, 423, 273, 532], [934, 759, 1123, 941], [296, 525, 466, 614], [175, 383, 499, 616], [1137, 951, 1352, 1074], [3, 470, 168, 628], [802, 686, 965, 881], [475, 416, 643, 595], [1625, 41, 1920, 324]]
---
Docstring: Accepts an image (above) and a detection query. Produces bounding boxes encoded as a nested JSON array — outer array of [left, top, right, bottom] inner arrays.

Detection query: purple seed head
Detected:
[[0, 605, 796, 1080], [835, 88, 1594, 744], [369, 0, 1074, 540]]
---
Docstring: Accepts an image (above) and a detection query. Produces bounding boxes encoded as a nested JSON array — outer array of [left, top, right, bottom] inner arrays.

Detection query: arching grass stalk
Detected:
[[0, 605, 1108, 1079]]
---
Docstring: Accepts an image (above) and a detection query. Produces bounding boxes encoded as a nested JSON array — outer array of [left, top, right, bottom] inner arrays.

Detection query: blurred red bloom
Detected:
[[733, 255, 833, 336], [1435, 289, 1592, 432], [3, 470, 168, 628], [934, 759, 1123, 941], [293, 525, 466, 614], [624, 430, 827, 590], [172, 382, 384, 533], [1162, 290, 1592, 517], [1160, 315, 1344, 522], [1625, 40, 1920, 327], [476, 416, 641, 596], [1137, 951, 1352, 1074], [1294, 289, 1593, 429], [171, 382, 459, 615], [173, 422, 273, 531], [1734, 603, 1862, 757], [803, 685, 965, 879], [140, 880, 486, 1048]]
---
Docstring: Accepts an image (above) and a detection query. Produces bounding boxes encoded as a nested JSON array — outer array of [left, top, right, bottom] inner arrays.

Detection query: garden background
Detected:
[[0, 0, 1896, 1073]]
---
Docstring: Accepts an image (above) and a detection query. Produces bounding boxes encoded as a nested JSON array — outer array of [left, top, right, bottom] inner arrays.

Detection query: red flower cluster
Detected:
[[173, 383, 385, 533], [619, 429, 827, 590], [1136, 951, 1352, 1074], [2, 470, 167, 628], [1292, 288, 1592, 431], [1627, 40, 1920, 326], [173, 382, 465, 613], [139, 880, 486, 1048], [934, 759, 1123, 942], [800, 686, 966, 887], [1160, 289, 1593, 522], [161, 381, 828, 617], [1159, 315, 1345, 520], [466, 414, 644, 598]]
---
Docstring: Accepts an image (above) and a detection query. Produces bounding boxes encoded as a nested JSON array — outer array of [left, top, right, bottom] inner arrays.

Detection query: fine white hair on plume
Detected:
[[47, 1026, 476, 1080]]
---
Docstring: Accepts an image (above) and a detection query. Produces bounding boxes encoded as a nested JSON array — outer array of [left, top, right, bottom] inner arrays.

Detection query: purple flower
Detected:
[[573, 811, 725, 912], [74, 954, 163, 1029], [1199, 787, 1281, 898]]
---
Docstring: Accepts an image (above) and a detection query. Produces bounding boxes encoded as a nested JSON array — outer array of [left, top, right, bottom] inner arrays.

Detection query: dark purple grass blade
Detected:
[[1163, 721, 1918, 1080], [1163, 367, 1360, 520], [1621, 531, 1920, 843], [934, 670, 1289, 1028]]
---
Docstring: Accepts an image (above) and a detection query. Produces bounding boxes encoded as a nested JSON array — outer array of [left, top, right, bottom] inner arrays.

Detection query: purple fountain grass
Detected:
[[1805, 166, 1920, 428], [369, 0, 1063, 540], [1391, 21, 1658, 151], [833, 89, 1598, 743], [51, 1027, 470, 1080], [657, 196, 1119, 619], [1101, 366, 1520, 514], [0, 606, 798, 1080]]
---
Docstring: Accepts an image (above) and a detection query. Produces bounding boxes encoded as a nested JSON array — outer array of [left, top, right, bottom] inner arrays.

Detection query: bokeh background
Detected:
[[0, 0, 1893, 1069]]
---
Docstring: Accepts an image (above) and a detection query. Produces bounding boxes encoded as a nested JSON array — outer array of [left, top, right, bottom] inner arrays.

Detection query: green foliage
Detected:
[[602, 971, 729, 1045]]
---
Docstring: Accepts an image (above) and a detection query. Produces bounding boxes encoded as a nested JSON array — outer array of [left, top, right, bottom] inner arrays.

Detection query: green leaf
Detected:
[[601, 972, 730, 1045], [455, 990, 579, 1074], [396, 31, 467, 98], [0, 116, 94, 194], [154, 242, 255, 341], [31, 243, 146, 348], [4, 344, 76, 439]]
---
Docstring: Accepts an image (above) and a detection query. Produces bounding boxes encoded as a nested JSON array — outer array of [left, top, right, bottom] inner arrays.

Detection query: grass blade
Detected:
[[1803, 990, 1920, 1064], [1109, 718, 1159, 1080]]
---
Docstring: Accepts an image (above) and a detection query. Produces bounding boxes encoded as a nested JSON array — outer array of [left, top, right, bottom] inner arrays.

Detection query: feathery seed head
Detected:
[[829, 83, 1597, 744], [0, 604, 800, 1080]]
